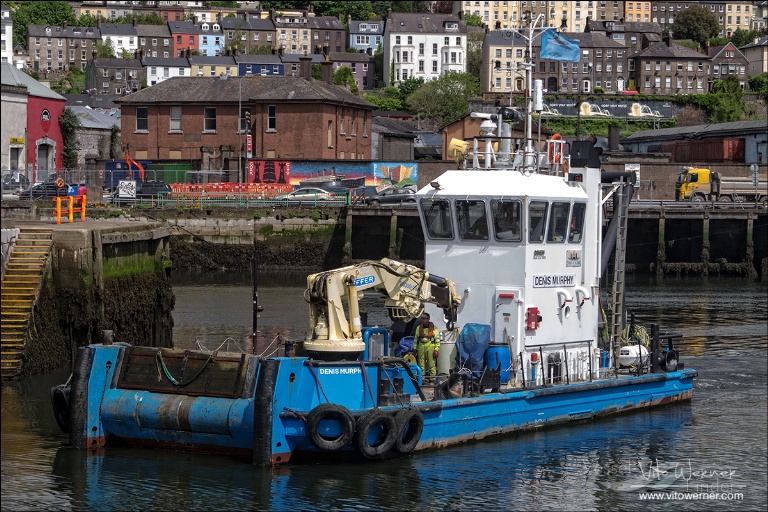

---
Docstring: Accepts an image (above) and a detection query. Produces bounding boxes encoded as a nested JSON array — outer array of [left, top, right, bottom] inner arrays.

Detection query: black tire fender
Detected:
[[50, 385, 71, 433], [355, 409, 396, 459], [393, 408, 424, 455], [305, 403, 355, 451]]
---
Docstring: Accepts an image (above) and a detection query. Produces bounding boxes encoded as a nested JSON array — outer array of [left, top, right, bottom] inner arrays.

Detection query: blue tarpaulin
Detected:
[[395, 336, 415, 357], [454, 324, 491, 378], [540, 29, 580, 62]]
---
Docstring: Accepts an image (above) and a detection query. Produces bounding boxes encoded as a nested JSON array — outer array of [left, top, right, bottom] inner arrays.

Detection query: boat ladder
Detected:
[[609, 184, 630, 374]]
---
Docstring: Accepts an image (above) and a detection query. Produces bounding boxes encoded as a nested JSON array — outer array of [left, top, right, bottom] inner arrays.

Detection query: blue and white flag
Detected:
[[540, 29, 580, 62]]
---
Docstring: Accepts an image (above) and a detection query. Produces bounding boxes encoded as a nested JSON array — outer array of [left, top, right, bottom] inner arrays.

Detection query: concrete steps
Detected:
[[1, 228, 52, 379]]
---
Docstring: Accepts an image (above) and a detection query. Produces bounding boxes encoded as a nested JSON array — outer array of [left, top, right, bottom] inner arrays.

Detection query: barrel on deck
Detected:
[[485, 344, 511, 384]]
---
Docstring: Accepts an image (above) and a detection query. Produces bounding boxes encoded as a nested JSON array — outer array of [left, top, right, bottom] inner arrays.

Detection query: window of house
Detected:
[[327, 120, 333, 147], [432, 43, 438, 55], [268, 105, 276, 131], [170, 106, 182, 131], [136, 107, 148, 131], [204, 107, 216, 132]]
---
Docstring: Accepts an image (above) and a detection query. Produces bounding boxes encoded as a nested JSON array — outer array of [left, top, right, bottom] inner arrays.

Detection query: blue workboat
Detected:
[[50, 23, 696, 461], [50, 124, 696, 466]]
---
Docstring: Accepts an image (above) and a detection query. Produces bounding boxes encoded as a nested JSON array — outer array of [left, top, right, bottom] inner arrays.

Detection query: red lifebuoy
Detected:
[[548, 133, 562, 164]]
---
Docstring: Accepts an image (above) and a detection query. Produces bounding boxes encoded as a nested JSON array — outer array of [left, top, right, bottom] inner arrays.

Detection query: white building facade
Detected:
[[383, 11, 468, 86]]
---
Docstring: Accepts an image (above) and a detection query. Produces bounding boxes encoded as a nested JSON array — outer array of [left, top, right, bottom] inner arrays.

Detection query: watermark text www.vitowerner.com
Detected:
[[639, 491, 744, 501], [607, 457, 748, 501]]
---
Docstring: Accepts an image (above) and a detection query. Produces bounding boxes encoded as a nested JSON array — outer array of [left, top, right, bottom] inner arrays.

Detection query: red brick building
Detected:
[[117, 59, 376, 179]]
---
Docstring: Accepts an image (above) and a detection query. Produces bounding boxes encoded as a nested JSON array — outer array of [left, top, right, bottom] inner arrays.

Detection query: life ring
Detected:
[[305, 403, 355, 451], [50, 385, 71, 433], [393, 408, 424, 455], [55, 177, 65, 188], [548, 133, 562, 164], [354, 409, 396, 459]]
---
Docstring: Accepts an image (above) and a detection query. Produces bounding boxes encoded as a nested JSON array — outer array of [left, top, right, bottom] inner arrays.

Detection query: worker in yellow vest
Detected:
[[414, 312, 439, 379]]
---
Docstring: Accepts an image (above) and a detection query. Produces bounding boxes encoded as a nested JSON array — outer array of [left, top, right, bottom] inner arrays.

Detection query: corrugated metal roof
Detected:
[[622, 120, 768, 142], [69, 106, 121, 130]]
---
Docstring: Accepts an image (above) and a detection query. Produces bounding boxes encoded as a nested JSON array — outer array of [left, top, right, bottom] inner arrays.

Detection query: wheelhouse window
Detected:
[[491, 200, 522, 241], [421, 199, 453, 239], [546, 202, 570, 242], [456, 200, 488, 240], [569, 203, 586, 243], [136, 107, 148, 131], [528, 201, 548, 242]]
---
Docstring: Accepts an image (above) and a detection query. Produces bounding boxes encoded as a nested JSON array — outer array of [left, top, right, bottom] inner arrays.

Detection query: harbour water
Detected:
[[1, 274, 766, 511]]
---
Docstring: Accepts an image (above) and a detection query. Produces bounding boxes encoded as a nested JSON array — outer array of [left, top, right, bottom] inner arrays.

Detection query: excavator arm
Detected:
[[303, 258, 461, 360], [125, 154, 145, 182]]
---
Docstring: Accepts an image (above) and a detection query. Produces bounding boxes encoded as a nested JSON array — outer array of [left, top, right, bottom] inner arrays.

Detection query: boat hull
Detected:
[[64, 345, 696, 466]]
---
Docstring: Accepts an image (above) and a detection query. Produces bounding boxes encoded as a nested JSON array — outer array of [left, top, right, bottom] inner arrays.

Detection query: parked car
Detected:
[[366, 187, 417, 206], [16, 180, 71, 199], [274, 187, 340, 205], [110, 180, 172, 204]]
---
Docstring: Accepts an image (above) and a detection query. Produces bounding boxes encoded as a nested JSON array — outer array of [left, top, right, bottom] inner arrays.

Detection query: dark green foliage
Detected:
[[110, 125, 121, 160], [396, 77, 424, 99], [707, 75, 744, 122], [7, 0, 77, 45], [466, 30, 483, 77], [95, 39, 116, 58], [59, 107, 81, 169], [332, 66, 358, 93], [311, 1, 374, 21], [730, 28, 763, 49], [748, 72, 768, 101], [404, 71, 481, 126], [464, 13, 484, 27], [671, 5, 720, 50]]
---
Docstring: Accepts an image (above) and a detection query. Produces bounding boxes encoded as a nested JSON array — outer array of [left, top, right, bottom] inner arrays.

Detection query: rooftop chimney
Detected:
[[132, 18, 137, 27], [63, 22, 68, 30], [458, 11, 464, 21], [321, 59, 332, 84], [299, 53, 312, 80]]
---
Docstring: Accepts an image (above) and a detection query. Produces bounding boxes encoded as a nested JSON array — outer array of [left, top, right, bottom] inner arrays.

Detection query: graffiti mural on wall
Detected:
[[247, 160, 291, 184], [247, 160, 419, 188]]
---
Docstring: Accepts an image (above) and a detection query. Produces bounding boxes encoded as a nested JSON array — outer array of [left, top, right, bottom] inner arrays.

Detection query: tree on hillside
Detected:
[[311, 1, 374, 21], [748, 72, 768, 101], [671, 5, 720, 49], [431, 1, 453, 14], [259, 1, 307, 11], [464, 14, 484, 27], [396, 77, 424, 100], [8, 0, 77, 45], [405, 71, 481, 127], [96, 39, 116, 58], [332, 66, 358, 94], [730, 28, 763, 49], [708, 75, 744, 122], [59, 108, 81, 169], [466, 30, 484, 76]]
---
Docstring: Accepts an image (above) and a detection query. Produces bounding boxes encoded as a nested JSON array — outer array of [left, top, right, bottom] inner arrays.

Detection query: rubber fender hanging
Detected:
[[306, 403, 355, 451], [393, 408, 424, 455], [50, 385, 71, 433], [355, 409, 397, 459]]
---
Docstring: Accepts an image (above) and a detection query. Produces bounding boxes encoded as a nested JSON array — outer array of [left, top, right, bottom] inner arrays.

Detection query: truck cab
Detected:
[[675, 167, 711, 201]]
